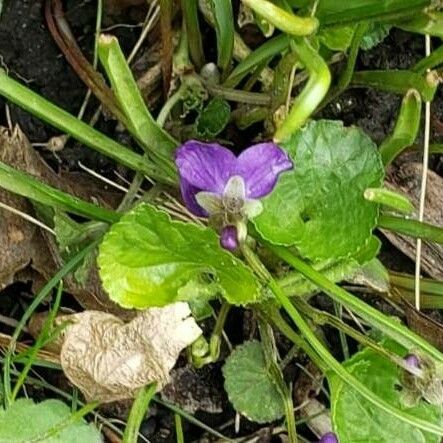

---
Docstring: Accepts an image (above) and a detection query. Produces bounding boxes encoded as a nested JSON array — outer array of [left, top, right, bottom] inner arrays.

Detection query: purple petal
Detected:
[[220, 225, 238, 251], [176, 140, 237, 195], [404, 354, 421, 369], [236, 142, 293, 198], [180, 178, 208, 217], [319, 432, 339, 443]]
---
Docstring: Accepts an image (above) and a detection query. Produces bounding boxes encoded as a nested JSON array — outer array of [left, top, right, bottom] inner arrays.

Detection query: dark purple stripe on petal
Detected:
[[180, 178, 208, 217], [236, 142, 293, 198]]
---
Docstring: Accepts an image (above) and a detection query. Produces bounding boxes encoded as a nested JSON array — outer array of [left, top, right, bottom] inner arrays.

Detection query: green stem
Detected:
[[205, 83, 271, 105], [296, 299, 415, 373], [242, 0, 318, 36], [29, 401, 99, 442], [11, 282, 64, 401], [378, 214, 443, 244], [123, 383, 157, 443], [258, 317, 297, 443], [243, 245, 443, 436], [379, 89, 422, 166], [209, 302, 231, 361], [175, 413, 185, 443], [0, 72, 167, 182], [182, 0, 205, 69], [274, 38, 331, 143], [396, 11, 443, 39], [224, 34, 289, 89], [266, 244, 443, 362], [364, 188, 415, 214], [0, 160, 119, 223], [210, 0, 234, 75], [351, 70, 438, 101], [412, 43, 443, 74]]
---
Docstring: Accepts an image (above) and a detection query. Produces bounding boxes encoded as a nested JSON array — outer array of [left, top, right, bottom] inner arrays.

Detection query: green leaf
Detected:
[[329, 342, 443, 443], [98, 204, 260, 308], [360, 23, 391, 50], [196, 97, 231, 138], [318, 25, 356, 51], [223, 341, 285, 423], [254, 120, 384, 260], [0, 399, 101, 442], [209, 0, 234, 73]]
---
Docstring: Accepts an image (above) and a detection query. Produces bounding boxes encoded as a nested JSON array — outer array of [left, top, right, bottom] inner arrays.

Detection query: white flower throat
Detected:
[[195, 175, 263, 220]]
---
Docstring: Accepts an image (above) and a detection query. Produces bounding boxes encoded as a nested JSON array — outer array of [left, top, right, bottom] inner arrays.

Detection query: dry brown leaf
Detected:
[[0, 125, 127, 315], [59, 303, 202, 402]]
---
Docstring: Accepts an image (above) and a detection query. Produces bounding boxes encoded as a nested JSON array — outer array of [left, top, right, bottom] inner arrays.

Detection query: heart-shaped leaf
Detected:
[[223, 341, 285, 423], [98, 204, 260, 308], [0, 399, 101, 442], [254, 120, 384, 260], [329, 341, 442, 443]]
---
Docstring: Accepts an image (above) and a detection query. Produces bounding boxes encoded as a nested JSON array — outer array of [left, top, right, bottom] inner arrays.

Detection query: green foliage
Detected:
[[254, 120, 384, 260], [196, 97, 231, 138], [98, 204, 260, 308], [361, 23, 391, 50], [319, 25, 356, 51], [223, 341, 285, 423], [329, 342, 443, 443], [0, 399, 101, 442]]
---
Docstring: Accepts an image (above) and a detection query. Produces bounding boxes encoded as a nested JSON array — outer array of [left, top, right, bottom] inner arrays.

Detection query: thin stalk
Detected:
[[396, 11, 443, 39], [379, 89, 422, 166], [11, 283, 64, 401], [209, 302, 231, 361], [224, 34, 290, 89], [205, 83, 271, 105], [242, 245, 443, 436], [258, 317, 297, 443], [242, 0, 318, 36], [0, 72, 171, 183], [0, 160, 119, 223], [333, 301, 349, 360], [123, 383, 157, 443], [351, 70, 439, 101], [390, 272, 443, 296], [412, 43, 443, 74], [3, 240, 100, 405], [175, 413, 184, 443], [378, 214, 443, 244], [29, 401, 99, 442], [265, 244, 443, 362], [182, 0, 204, 69], [274, 38, 331, 143]]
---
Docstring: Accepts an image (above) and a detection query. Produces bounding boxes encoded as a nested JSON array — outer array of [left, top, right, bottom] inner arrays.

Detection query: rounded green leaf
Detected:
[[98, 204, 260, 308], [254, 120, 384, 260], [329, 342, 442, 443], [223, 341, 285, 423], [0, 399, 101, 442]]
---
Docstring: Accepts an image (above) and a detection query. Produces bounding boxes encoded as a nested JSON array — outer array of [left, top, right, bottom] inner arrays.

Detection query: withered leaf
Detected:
[[60, 303, 202, 402]]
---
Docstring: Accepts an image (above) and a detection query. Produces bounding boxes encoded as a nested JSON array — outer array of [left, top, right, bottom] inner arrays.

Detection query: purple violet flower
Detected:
[[175, 140, 292, 248], [318, 432, 339, 443]]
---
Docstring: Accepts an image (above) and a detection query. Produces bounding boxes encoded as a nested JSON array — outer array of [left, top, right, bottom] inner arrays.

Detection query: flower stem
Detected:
[[123, 383, 157, 443], [258, 317, 298, 443], [264, 245, 443, 362], [364, 188, 415, 214], [378, 214, 443, 244], [241, 244, 443, 436]]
